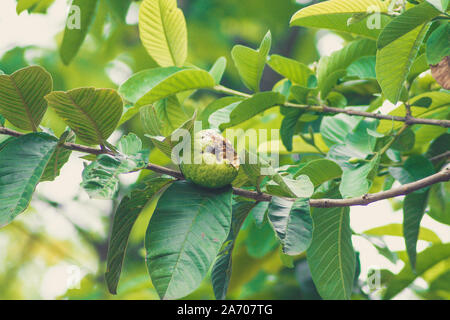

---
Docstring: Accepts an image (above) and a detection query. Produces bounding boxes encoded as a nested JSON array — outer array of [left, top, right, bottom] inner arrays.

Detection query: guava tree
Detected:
[[0, 0, 449, 300]]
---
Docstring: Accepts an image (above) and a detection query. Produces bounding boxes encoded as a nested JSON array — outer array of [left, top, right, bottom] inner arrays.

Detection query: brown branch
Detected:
[[1, 126, 449, 208], [213, 85, 450, 128]]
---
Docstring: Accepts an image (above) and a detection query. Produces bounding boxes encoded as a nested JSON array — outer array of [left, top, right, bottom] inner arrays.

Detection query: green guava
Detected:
[[179, 129, 240, 189]]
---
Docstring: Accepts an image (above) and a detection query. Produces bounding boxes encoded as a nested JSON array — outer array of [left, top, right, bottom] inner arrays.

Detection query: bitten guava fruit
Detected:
[[179, 129, 239, 189]]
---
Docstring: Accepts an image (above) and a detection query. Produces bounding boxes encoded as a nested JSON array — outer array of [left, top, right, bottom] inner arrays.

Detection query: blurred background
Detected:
[[0, 0, 448, 300]]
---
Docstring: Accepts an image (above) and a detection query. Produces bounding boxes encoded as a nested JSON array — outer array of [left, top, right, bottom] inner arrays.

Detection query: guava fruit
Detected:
[[179, 129, 239, 189]]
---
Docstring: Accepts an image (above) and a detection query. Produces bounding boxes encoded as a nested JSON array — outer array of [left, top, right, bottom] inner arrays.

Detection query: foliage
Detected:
[[0, 0, 449, 300]]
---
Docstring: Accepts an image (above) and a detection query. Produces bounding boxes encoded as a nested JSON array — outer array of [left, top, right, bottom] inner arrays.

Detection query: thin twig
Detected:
[[212, 85, 450, 128], [1, 126, 449, 208]]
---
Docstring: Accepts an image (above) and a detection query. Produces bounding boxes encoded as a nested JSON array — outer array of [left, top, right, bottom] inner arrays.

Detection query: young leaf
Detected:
[[290, 0, 391, 39], [0, 133, 58, 227], [403, 190, 430, 269], [145, 181, 233, 300], [307, 188, 356, 300], [60, 0, 100, 65], [45, 87, 123, 145], [376, 23, 430, 104], [268, 197, 313, 255], [267, 55, 313, 86], [138, 0, 187, 67], [209, 57, 227, 85], [363, 223, 441, 244], [231, 31, 271, 92], [293, 159, 343, 187], [0, 66, 52, 131], [209, 91, 285, 130], [81, 135, 148, 199], [377, 2, 441, 49], [105, 176, 174, 294], [211, 201, 256, 300]]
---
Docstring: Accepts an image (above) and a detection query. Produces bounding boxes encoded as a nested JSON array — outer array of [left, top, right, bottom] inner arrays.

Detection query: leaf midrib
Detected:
[[66, 91, 105, 144], [9, 76, 37, 132], [159, 0, 177, 66]]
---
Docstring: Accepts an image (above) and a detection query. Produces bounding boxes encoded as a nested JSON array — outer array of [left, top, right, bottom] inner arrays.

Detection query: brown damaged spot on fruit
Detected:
[[430, 56, 450, 90]]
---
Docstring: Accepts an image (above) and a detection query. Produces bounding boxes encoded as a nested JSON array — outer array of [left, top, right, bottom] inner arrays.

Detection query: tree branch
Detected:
[[213, 85, 450, 128], [1, 126, 449, 208]]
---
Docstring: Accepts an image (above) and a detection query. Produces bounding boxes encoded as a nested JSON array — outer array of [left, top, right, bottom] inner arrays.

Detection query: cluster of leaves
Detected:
[[0, 0, 449, 300]]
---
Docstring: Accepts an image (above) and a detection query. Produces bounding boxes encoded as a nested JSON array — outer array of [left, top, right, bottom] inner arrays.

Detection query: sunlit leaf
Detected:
[[138, 0, 187, 67], [0, 66, 52, 131], [376, 22, 430, 103], [290, 0, 391, 39], [231, 31, 271, 92], [46, 87, 123, 145]]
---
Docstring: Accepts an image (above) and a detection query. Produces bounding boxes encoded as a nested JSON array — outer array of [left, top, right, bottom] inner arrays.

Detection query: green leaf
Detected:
[[45, 87, 123, 145], [144, 111, 196, 158], [106, 0, 132, 23], [40, 130, 75, 182], [105, 176, 173, 294], [267, 174, 315, 199], [60, 0, 100, 65], [307, 189, 355, 300], [383, 243, 450, 299], [428, 182, 450, 225], [290, 0, 391, 39], [267, 55, 313, 86], [0, 66, 52, 131], [346, 56, 376, 79], [339, 153, 380, 198], [231, 31, 271, 92], [138, 0, 187, 67], [251, 201, 269, 227], [149, 96, 188, 137], [280, 109, 303, 151], [209, 91, 285, 130], [389, 155, 435, 191], [391, 127, 415, 152], [268, 197, 312, 255], [145, 181, 233, 300], [320, 114, 361, 147], [363, 223, 441, 243], [426, 22, 450, 65], [376, 22, 430, 104], [317, 39, 376, 98], [0, 133, 58, 227], [81, 135, 147, 199], [16, 0, 56, 14], [293, 159, 342, 187], [211, 201, 255, 300], [377, 92, 450, 133], [199, 96, 244, 128], [209, 57, 227, 85], [129, 68, 215, 110], [403, 190, 430, 269], [377, 2, 441, 49]]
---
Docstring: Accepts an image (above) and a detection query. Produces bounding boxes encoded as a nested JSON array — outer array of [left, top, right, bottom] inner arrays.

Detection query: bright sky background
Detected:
[[0, 0, 448, 300]]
